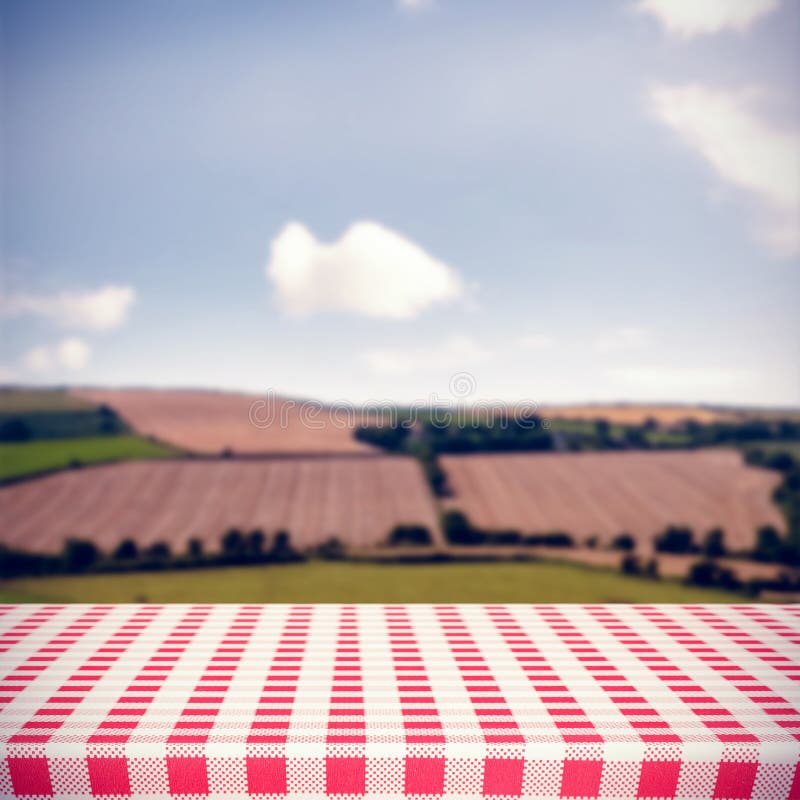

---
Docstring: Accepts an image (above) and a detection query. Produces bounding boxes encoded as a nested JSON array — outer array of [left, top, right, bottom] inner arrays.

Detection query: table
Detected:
[[0, 604, 798, 798]]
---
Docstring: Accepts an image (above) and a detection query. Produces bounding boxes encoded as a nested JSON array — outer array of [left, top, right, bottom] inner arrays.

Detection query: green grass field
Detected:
[[0, 560, 747, 603], [0, 388, 94, 413], [0, 435, 179, 481]]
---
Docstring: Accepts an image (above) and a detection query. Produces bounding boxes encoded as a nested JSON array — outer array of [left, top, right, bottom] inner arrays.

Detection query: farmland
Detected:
[[72, 388, 376, 454], [537, 403, 799, 426], [71, 389, 799, 454], [0, 435, 178, 482], [0, 559, 746, 604], [441, 449, 785, 551], [0, 456, 441, 554], [1, 388, 796, 595]]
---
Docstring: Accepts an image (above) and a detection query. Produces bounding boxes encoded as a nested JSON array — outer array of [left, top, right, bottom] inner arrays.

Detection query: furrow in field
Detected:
[[440, 449, 785, 549], [0, 456, 438, 555]]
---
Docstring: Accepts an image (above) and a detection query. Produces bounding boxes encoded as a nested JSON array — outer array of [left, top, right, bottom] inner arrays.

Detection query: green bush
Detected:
[[388, 525, 433, 546], [0, 417, 32, 442], [247, 529, 265, 557], [187, 538, 204, 559], [0, 545, 60, 578], [442, 510, 485, 545], [644, 558, 659, 579], [611, 533, 635, 551], [354, 423, 410, 451], [221, 528, 245, 558], [523, 532, 574, 547], [145, 542, 171, 560], [316, 537, 347, 560], [624, 428, 649, 448], [620, 554, 641, 575], [655, 526, 698, 554], [488, 531, 523, 546], [753, 525, 783, 561], [270, 530, 304, 563], [63, 538, 100, 572], [686, 560, 741, 591], [747, 571, 800, 595], [422, 455, 449, 496], [765, 452, 797, 472], [113, 539, 139, 560], [703, 528, 726, 558]]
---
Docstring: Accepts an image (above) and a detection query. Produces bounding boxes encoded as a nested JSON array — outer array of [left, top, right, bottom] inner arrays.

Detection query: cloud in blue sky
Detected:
[[22, 337, 91, 372], [0, 285, 136, 331], [1, 1, 797, 404], [634, 0, 779, 38], [266, 221, 465, 319], [651, 83, 799, 257]]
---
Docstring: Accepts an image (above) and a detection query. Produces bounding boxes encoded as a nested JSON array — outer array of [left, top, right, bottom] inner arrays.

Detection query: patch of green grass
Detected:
[[0, 388, 94, 413], [0, 560, 747, 604], [0, 586, 54, 603], [645, 430, 693, 447], [0, 436, 179, 481], [547, 419, 598, 435]]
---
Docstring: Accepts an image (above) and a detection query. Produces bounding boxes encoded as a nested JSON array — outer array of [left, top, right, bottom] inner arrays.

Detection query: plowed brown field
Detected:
[[441, 449, 785, 551], [0, 457, 441, 554], [72, 388, 375, 454]]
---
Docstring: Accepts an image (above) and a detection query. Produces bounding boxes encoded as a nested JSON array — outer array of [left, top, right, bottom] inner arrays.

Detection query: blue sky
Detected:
[[1, 0, 798, 406]]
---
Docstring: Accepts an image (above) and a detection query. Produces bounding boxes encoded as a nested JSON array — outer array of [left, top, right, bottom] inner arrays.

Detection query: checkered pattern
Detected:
[[0, 604, 798, 798]]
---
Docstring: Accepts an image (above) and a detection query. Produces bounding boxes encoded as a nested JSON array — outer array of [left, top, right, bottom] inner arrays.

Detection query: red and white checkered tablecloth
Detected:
[[0, 604, 798, 799]]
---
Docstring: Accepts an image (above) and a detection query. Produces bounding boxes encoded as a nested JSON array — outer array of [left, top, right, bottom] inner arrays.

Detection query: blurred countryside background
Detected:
[[1, 0, 799, 604]]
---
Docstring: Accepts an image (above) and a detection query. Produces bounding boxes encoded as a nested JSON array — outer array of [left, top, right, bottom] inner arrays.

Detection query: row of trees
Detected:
[[355, 414, 554, 455], [356, 414, 800, 457], [0, 529, 305, 578], [634, 523, 795, 564], [440, 511, 574, 548], [433, 510, 800, 583], [619, 548, 799, 598], [563, 417, 800, 451], [748, 448, 800, 565], [683, 560, 800, 596]]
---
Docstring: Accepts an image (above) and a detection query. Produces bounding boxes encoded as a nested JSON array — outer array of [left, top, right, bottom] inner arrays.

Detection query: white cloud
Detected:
[[634, 0, 778, 38], [57, 337, 91, 370], [21, 338, 91, 373], [0, 285, 137, 331], [517, 333, 554, 350], [362, 334, 490, 375], [266, 221, 464, 319], [397, 0, 433, 12], [651, 84, 800, 257], [592, 326, 651, 353]]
